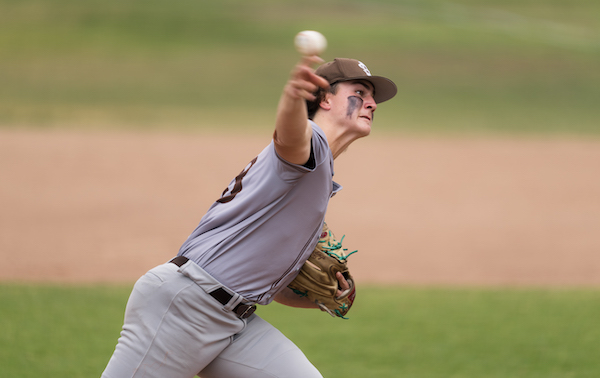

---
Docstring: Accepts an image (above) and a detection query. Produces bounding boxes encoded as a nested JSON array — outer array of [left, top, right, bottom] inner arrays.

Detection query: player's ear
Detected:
[[319, 94, 332, 111]]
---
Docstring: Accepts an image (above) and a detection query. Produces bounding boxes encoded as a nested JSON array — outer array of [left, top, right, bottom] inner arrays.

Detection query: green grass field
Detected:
[[1, 2, 599, 377], [1, 0, 599, 135], [2, 284, 599, 377]]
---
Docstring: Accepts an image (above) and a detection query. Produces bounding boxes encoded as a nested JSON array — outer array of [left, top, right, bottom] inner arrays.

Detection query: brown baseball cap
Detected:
[[315, 58, 397, 103]]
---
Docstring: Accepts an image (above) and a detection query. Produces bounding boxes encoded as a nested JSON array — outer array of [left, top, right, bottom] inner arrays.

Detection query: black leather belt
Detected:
[[169, 256, 256, 319]]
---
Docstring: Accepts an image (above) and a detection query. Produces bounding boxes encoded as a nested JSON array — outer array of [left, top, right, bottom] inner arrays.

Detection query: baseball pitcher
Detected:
[[101, 52, 396, 377]]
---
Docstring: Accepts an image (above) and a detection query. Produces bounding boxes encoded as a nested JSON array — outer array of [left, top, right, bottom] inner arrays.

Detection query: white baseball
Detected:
[[294, 30, 327, 56]]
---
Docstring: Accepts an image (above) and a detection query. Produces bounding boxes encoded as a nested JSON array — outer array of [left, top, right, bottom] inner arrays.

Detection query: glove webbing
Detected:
[[319, 233, 358, 261]]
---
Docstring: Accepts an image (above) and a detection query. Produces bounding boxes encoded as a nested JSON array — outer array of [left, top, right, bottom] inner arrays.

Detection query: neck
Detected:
[[312, 115, 367, 160]]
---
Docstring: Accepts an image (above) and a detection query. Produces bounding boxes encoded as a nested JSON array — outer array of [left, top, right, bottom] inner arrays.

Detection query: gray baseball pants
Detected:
[[101, 259, 322, 378]]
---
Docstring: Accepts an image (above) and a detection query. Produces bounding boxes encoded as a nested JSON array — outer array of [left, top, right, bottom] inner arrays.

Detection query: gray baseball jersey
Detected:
[[178, 121, 341, 305]]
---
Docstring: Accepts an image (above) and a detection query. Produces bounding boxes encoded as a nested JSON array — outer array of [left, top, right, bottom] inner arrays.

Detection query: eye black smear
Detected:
[[346, 96, 363, 118]]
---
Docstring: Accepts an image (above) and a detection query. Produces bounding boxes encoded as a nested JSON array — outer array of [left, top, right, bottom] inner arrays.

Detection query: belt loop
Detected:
[[169, 256, 189, 267], [169, 256, 256, 319]]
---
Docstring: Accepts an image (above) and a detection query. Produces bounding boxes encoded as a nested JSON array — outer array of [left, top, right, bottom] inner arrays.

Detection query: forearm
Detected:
[[273, 287, 319, 309], [273, 90, 313, 164], [273, 56, 328, 165]]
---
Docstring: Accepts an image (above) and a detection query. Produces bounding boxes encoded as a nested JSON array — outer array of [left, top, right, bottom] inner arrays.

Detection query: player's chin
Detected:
[[357, 119, 372, 137]]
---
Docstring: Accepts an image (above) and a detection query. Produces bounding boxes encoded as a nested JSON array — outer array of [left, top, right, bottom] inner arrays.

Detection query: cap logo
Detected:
[[358, 61, 371, 76]]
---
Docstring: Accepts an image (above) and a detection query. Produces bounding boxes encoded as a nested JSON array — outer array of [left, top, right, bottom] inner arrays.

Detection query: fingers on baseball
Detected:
[[287, 62, 329, 100], [288, 79, 318, 100], [300, 56, 329, 89], [301, 55, 325, 66]]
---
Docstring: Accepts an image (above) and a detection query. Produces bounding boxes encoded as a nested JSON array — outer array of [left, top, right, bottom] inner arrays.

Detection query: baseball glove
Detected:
[[288, 223, 357, 319]]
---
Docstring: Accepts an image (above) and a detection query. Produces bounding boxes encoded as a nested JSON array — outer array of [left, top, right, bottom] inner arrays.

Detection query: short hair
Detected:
[[306, 82, 339, 120]]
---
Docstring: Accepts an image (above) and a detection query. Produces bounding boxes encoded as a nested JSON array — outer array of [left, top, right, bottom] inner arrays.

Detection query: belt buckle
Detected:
[[235, 304, 257, 319]]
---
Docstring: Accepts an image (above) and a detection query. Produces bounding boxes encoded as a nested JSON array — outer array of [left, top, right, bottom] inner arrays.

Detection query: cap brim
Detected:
[[337, 75, 397, 104], [369, 76, 397, 104]]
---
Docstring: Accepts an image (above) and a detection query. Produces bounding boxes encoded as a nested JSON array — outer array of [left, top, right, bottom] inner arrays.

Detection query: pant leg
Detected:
[[101, 262, 245, 378], [199, 314, 323, 378]]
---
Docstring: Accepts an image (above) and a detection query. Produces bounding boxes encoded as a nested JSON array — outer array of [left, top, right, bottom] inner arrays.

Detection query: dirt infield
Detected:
[[1, 129, 599, 287]]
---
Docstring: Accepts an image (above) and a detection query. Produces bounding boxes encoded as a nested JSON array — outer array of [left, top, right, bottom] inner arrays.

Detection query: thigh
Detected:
[[102, 263, 244, 378], [199, 314, 322, 378]]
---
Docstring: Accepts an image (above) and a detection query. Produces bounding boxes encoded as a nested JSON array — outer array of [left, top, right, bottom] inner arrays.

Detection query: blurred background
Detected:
[[2, 0, 599, 284], [2, 1, 600, 377], [1, 0, 599, 135]]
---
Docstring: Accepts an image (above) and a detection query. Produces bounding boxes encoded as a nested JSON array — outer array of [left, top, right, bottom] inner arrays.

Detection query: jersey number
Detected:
[[216, 157, 258, 204]]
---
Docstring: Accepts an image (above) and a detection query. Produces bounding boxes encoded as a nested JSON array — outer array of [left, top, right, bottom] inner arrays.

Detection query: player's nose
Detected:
[[365, 95, 377, 112]]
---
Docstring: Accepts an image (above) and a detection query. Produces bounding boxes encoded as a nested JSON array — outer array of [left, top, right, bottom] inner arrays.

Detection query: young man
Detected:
[[101, 57, 396, 378]]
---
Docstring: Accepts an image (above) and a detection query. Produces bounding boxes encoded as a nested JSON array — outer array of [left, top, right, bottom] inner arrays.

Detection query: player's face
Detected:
[[328, 80, 377, 137]]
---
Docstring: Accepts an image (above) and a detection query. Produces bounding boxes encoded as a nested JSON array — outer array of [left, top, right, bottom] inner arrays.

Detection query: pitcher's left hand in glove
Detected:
[[288, 223, 357, 319]]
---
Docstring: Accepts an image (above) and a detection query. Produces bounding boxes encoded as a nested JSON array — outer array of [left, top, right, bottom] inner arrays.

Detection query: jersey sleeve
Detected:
[[272, 121, 331, 183]]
